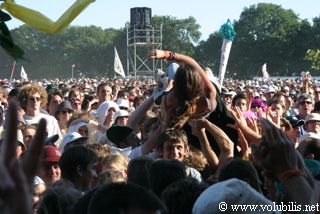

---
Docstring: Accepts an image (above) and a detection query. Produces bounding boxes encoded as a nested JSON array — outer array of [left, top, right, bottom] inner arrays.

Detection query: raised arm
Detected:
[[149, 50, 216, 101], [189, 119, 219, 171], [127, 95, 155, 132]]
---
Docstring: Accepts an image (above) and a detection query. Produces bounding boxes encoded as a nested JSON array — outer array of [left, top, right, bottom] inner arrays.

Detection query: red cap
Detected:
[[43, 146, 61, 162], [128, 96, 135, 102]]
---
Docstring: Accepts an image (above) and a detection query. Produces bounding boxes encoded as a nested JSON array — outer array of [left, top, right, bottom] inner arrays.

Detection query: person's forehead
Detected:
[[52, 94, 62, 100], [236, 98, 246, 103], [100, 85, 111, 91], [24, 128, 36, 133], [164, 140, 186, 147], [43, 161, 59, 165]]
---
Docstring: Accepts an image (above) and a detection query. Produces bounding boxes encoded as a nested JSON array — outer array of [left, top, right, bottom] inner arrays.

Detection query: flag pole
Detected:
[[9, 61, 16, 82], [72, 64, 75, 81]]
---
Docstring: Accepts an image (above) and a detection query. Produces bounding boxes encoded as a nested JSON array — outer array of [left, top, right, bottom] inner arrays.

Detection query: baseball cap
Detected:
[[114, 110, 129, 121], [43, 146, 61, 162], [56, 101, 73, 114], [59, 132, 88, 152], [116, 98, 130, 110], [286, 116, 305, 128]]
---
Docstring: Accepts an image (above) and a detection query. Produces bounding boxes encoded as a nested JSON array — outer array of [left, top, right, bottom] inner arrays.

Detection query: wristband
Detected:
[[163, 51, 172, 59], [169, 52, 176, 60], [279, 169, 302, 183]]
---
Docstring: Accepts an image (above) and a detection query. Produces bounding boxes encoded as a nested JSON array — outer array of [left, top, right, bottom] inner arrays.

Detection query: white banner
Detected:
[[262, 63, 270, 81], [114, 46, 126, 78], [20, 65, 28, 80]]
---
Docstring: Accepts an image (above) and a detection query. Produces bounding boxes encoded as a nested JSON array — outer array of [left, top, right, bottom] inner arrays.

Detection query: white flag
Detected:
[[262, 63, 270, 81], [114, 47, 125, 78], [20, 66, 28, 80]]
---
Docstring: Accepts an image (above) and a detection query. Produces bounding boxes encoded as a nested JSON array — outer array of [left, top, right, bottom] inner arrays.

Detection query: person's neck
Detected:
[[26, 109, 40, 117], [58, 121, 68, 130]]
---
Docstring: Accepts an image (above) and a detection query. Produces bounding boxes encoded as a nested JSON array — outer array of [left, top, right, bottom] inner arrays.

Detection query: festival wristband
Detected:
[[163, 51, 175, 60]]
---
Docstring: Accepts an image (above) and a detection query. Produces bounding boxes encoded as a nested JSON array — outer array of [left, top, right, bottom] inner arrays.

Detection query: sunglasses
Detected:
[[62, 110, 73, 114], [29, 97, 41, 102], [300, 101, 312, 105]]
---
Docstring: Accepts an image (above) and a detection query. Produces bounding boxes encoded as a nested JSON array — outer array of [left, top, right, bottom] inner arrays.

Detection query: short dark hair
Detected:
[[96, 82, 111, 94], [161, 178, 207, 214], [37, 187, 82, 214], [59, 146, 97, 183], [232, 93, 246, 107], [47, 91, 63, 105], [127, 156, 154, 189], [88, 183, 165, 214], [148, 159, 187, 197], [218, 158, 262, 193], [304, 139, 320, 161]]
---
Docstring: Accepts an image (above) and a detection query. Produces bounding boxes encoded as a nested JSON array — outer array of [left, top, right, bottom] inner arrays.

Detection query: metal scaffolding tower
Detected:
[[126, 24, 163, 79]]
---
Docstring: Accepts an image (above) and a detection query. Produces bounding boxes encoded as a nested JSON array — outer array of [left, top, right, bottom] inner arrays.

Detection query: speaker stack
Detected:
[[130, 7, 152, 43]]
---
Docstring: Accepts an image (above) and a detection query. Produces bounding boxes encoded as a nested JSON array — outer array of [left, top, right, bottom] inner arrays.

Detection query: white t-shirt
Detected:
[[24, 112, 62, 146]]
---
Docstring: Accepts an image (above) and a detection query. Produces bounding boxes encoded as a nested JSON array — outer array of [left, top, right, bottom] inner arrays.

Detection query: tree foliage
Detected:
[[305, 49, 320, 71], [0, 4, 320, 79]]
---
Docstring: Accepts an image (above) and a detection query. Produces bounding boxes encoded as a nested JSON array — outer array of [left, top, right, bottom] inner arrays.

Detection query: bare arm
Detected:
[[202, 119, 234, 168], [229, 107, 261, 144], [253, 119, 315, 207], [189, 119, 219, 170], [127, 95, 155, 132], [149, 50, 216, 102], [140, 124, 163, 155]]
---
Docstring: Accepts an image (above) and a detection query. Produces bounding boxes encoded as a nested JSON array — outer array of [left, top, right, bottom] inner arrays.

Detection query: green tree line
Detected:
[[0, 3, 320, 79]]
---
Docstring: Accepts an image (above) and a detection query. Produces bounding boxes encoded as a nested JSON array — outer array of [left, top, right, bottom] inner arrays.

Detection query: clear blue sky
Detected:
[[5, 0, 320, 41]]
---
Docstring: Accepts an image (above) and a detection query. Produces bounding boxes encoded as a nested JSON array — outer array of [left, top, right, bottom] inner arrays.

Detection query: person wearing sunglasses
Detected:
[[295, 93, 314, 136], [55, 101, 74, 136], [18, 84, 62, 147]]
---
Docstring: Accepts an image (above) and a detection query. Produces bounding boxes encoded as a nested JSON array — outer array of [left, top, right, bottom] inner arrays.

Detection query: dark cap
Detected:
[[45, 134, 59, 146], [286, 116, 305, 127], [56, 101, 73, 114], [106, 126, 133, 145]]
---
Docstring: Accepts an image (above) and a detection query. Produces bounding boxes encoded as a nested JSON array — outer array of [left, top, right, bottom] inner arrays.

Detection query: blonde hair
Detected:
[[102, 153, 128, 170]]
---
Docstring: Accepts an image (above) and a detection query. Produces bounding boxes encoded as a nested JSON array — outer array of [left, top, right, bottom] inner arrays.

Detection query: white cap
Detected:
[[59, 132, 88, 153], [193, 178, 278, 214], [114, 110, 129, 121], [68, 122, 88, 134], [116, 98, 130, 109]]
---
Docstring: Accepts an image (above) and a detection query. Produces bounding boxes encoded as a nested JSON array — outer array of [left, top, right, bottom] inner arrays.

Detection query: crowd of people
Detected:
[[0, 49, 320, 213]]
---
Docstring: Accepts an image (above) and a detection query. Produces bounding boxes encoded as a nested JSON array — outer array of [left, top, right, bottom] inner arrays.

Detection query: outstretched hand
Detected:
[[0, 102, 47, 214], [252, 118, 299, 178], [149, 49, 166, 59]]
